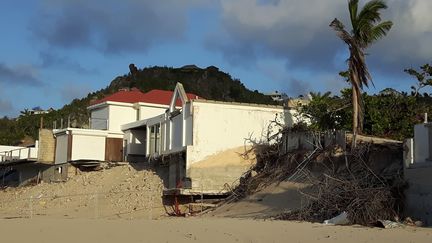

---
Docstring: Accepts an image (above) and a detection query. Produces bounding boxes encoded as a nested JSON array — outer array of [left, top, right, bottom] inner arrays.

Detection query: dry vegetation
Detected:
[[224, 129, 405, 226]]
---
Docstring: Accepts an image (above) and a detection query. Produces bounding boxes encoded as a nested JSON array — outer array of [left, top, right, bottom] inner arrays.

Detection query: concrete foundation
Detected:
[[1, 163, 69, 187]]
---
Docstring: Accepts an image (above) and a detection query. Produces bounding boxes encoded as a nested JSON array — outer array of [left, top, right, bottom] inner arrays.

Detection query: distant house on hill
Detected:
[[27, 107, 54, 115], [379, 88, 402, 97], [264, 91, 288, 102], [180, 64, 201, 70]]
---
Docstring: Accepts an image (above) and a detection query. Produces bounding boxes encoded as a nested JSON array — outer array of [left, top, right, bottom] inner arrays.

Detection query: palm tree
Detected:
[[330, 0, 392, 139]]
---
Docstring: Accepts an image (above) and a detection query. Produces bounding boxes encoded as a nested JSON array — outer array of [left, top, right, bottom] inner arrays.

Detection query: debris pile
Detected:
[[0, 163, 165, 219], [225, 129, 406, 226], [276, 148, 405, 225]]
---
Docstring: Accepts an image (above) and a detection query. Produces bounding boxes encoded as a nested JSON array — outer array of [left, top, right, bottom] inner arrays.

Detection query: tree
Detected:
[[301, 91, 350, 131], [404, 64, 432, 97], [330, 0, 392, 139]]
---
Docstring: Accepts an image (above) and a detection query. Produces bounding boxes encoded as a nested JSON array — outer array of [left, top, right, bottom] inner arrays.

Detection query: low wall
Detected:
[[1, 163, 69, 187], [404, 164, 432, 225]]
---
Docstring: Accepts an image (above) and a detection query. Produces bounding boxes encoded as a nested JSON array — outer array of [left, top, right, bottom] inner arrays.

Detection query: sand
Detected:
[[0, 217, 431, 243], [1, 164, 431, 242], [0, 164, 165, 219], [208, 181, 312, 219]]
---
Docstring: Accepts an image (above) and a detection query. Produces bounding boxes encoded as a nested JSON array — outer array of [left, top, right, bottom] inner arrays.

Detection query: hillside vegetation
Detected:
[[0, 65, 275, 145]]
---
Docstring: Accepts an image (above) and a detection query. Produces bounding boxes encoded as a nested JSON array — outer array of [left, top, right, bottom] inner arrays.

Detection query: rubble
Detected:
[[0, 163, 165, 219]]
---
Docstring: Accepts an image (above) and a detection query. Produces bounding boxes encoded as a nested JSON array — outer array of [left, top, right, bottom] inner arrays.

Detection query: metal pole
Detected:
[[67, 115, 71, 128]]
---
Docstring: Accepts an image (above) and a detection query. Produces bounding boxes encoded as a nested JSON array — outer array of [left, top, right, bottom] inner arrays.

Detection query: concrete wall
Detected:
[[71, 134, 106, 161], [413, 123, 430, 164], [1, 163, 69, 187], [405, 124, 432, 225], [184, 101, 285, 193], [55, 134, 69, 164], [187, 101, 284, 168], [184, 105, 193, 145], [405, 165, 432, 226], [138, 104, 167, 120], [171, 114, 183, 150], [143, 100, 287, 193], [108, 105, 137, 132], [38, 129, 55, 164]]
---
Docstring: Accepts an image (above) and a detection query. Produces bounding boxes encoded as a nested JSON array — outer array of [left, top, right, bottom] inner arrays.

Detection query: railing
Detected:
[[0, 147, 38, 163], [52, 114, 92, 130], [51, 116, 107, 130]]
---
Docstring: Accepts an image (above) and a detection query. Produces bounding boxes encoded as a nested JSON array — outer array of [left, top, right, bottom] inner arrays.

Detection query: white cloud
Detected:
[[212, 0, 432, 76]]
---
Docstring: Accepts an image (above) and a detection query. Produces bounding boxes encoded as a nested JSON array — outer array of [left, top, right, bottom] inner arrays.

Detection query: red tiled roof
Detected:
[[142, 89, 200, 106], [90, 88, 200, 106]]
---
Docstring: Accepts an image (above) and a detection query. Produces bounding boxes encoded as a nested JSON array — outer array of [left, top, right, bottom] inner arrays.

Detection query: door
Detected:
[[105, 138, 123, 162]]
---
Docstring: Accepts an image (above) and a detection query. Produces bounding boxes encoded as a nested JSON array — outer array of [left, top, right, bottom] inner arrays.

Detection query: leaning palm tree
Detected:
[[330, 0, 392, 139]]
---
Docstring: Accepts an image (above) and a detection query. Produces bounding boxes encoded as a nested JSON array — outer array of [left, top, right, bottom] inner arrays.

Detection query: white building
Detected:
[[122, 83, 297, 195], [53, 88, 198, 164]]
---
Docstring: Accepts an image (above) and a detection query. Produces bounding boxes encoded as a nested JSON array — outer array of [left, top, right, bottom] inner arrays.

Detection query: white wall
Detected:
[[71, 134, 106, 161], [90, 107, 109, 130], [184, 105, 193, 145], [138, 104, 167, 120], [109, 105, 137, 132], [414, 123, 431, 164], [186, 101, 285, 168], [55, 134, 69, 164], [124, 129, 146, 155], [171, 114, 183, 150]]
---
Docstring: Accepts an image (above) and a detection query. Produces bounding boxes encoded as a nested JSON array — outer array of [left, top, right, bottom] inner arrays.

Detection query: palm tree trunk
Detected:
[[350, 70, 361, 148], [352, 85, 359, 134]]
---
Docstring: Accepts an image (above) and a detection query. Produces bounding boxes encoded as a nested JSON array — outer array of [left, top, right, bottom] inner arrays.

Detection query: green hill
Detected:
[[107, 65, 274, 104], [0, 65, 275, 145]]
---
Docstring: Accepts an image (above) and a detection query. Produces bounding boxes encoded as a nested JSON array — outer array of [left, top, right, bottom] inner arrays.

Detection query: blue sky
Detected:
[[1, 0, 431, 117]]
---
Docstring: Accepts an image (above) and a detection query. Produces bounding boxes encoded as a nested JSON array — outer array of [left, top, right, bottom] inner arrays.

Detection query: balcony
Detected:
[[0, 147, 38, 164]]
